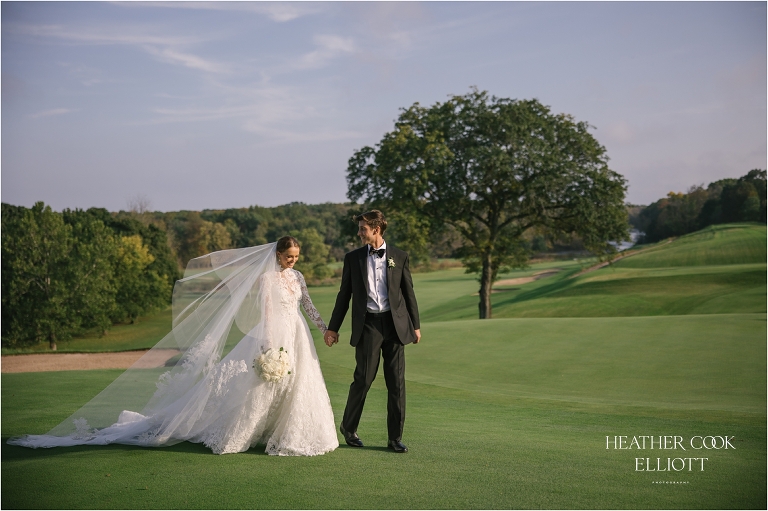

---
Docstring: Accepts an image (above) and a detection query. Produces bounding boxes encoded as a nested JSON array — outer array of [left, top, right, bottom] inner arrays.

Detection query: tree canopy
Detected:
[[1, 203, 177, 349], [347, 89, 628, 318], [2, 203, 115, 349]]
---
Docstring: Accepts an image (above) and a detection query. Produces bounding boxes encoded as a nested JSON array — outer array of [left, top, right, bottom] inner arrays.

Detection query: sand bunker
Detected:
[[471, 269, 560, 295], [493, 269, 560, 289], [1, 349, 180, 373]]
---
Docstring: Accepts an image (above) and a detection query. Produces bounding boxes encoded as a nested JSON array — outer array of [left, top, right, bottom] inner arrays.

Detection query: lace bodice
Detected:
[[261, 269, 327, 334]]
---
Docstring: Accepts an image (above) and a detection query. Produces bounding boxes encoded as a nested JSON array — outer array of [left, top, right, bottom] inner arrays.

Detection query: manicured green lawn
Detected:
[[2, 223, 765, 508], [3, 314, 765, 509]]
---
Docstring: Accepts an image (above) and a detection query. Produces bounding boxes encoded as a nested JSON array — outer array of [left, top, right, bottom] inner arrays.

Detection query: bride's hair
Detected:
[[355, 210, 387, 234], [276, 235, 300, 253]]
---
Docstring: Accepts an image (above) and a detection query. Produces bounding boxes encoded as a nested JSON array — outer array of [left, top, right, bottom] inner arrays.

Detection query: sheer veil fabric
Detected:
[[8, 243, 339, 456]]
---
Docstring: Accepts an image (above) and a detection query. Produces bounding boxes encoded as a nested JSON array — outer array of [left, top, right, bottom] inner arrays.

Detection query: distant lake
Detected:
[[612, 229, 643, 252]]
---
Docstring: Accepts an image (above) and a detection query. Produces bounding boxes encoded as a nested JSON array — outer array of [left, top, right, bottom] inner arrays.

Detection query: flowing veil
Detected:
[[10, 242, 281, 446]]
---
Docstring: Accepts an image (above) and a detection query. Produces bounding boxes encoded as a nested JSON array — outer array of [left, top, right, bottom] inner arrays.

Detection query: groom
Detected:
[[324, 210, 421, 453]]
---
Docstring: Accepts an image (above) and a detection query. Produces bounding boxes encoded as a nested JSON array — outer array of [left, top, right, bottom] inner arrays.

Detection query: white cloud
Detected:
[[8, 23, 200, 46], [116, 2, 322, 22], [7, 22, 228, 74], [254, 3, 321, 23], [315, 34, 356, 54], [242, 122, 363, 144], [143, 46, 230, 74], [144, 80, 363, 143], [295, 35, 357, 70], [29, 108, 75, 119]]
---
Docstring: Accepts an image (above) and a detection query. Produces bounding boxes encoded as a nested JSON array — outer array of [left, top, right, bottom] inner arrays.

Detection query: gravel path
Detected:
[[1, 349, 180, 373]]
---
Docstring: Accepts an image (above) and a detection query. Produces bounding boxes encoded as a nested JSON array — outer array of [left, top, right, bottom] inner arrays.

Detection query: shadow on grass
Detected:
[[491, 266, 583, 309], [0, 437, 274, 460], [347, 445, 391, 453], [1, 438, 392, 460], [419, 265, 587, 321], [492, 265, 766, 317]]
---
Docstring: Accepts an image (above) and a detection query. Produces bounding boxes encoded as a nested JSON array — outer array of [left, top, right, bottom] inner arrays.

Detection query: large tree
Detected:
[[347, 89, 628, 318]]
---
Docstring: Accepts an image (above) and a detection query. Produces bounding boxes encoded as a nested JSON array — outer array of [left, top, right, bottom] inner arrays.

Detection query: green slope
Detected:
[[489, 224, 766, 319], [617, 223, 766, 268]]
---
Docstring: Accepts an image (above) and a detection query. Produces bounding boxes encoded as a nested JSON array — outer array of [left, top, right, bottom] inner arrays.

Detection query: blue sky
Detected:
[[2, 1, 766, 212]]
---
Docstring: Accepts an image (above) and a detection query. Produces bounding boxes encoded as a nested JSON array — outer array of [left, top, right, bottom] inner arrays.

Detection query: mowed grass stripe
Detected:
[[492, 267, 765, 318]]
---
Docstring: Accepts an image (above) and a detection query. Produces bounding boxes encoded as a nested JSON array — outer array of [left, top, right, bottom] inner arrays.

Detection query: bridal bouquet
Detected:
[[254, 347, 291, 382]]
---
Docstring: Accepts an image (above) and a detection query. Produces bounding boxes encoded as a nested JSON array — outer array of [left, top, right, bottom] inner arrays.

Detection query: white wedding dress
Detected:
[[8, 245, 339, 457]]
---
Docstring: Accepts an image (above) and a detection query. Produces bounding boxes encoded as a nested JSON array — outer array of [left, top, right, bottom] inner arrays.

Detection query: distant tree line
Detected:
[[2, 203, 177, 349], [0, 201, 365, 348], [1, 193, 594, 348], [631, 169, 766, 243], [6, 164, 762, 348], [173, 202, 355, 280]]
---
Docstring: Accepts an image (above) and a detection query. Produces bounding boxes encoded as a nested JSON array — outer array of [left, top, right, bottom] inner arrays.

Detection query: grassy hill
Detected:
[[618, 223, 766, 268], [487, 223, 766, 319]]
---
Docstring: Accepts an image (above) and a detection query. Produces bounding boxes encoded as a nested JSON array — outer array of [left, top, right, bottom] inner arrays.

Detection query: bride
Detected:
[[8, 236, 339, 456]]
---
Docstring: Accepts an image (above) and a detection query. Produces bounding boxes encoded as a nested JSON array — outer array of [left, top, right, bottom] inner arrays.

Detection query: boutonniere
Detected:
[[387, 257, 396, 269]]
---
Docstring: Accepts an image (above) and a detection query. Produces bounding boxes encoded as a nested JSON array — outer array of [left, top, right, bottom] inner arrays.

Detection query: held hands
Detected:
[[324, 330, 339, 347], [324, 329, 419, 345]]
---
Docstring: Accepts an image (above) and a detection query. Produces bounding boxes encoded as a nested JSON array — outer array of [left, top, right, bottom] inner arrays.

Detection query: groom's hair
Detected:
[[355, 210, 387, 234]]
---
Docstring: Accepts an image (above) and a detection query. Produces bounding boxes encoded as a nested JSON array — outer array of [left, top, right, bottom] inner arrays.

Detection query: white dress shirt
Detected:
[[366, 241, 390, 313]]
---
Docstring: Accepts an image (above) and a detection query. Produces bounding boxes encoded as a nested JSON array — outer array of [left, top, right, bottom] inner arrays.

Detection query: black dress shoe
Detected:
[[387, 439, 408, 453], [340, 425, 363, 448]]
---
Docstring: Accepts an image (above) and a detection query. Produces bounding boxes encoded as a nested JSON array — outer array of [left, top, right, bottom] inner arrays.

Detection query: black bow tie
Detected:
[[369, 247, 385, 258]]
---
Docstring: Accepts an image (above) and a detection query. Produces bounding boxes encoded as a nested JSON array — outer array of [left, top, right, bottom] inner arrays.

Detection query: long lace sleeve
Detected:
[[256, 272, 277, 350], [297, 272, 328, 334]]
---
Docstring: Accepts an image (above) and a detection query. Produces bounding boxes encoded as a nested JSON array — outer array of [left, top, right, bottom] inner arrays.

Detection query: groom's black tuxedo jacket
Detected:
[[328, 244, 420, 347]]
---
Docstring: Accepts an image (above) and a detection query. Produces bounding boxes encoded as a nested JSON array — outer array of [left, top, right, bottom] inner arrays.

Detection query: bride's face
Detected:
[[277, 246, 300, 269]]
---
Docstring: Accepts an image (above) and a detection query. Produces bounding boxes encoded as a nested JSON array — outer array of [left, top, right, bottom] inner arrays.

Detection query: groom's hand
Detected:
[[414, 329, 421, 344], [324, 330, 339, 347]]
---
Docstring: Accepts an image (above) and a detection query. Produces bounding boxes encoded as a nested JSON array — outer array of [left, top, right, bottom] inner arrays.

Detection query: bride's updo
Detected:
[[276, 235, 300, 253]]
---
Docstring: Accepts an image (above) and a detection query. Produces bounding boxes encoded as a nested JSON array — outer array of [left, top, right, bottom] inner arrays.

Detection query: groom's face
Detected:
[[357, 221, 379, 246]]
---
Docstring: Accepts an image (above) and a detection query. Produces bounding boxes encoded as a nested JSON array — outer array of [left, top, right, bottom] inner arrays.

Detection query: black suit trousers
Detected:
[[341, 311, 405, 441]]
